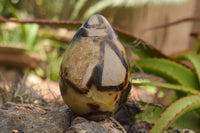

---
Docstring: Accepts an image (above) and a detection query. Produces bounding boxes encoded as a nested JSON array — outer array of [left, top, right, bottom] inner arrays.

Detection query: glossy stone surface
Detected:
[[59, 14, 130, 121]]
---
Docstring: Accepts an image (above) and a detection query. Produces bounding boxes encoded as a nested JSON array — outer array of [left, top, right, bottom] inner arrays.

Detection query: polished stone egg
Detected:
[[59, 14, 130, 121]]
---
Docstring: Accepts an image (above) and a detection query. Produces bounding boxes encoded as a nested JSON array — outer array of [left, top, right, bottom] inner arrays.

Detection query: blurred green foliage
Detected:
[[0, 0, 190, 81], [0, 0, 189, 20]]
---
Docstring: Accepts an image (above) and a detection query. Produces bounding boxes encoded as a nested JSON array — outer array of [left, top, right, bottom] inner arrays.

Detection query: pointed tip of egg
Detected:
[[72, 14, 117, 40]]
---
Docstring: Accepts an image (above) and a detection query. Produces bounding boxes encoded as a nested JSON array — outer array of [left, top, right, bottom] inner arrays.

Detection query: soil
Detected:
[[0, 100, 194, 133]]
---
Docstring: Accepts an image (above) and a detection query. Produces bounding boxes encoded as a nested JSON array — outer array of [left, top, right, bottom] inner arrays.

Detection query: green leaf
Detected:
[[116, 29, 169, 58], [173, 52, 200, 86], [22, 24, 39, 49], [136, 58, 200, 89], [70, 0, 88, 20], [83, 0, 113, 19], [150, 95, 200, 133], [132, 80, 200, 95], [171, 110, 200, 132], [194, 39, 200, 53]]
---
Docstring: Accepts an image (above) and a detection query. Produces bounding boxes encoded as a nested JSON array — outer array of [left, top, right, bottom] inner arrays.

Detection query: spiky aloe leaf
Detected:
[[0, 16, 169, 58], [136, 58, 200, 89], [171, 110, 200, 132], [136, 97, 200, 132], [116, 29, 169, 58], [173, 52, 200, 86], [150, 95, 200, 133], [132, 80, 200, 95]]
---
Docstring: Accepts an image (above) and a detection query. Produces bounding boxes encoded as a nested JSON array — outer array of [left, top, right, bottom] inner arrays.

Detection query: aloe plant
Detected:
[[1, 15, 200, 132], [150, 95, 200, 132], [133, 48, 200, 132], [119, 29, 200, 132]]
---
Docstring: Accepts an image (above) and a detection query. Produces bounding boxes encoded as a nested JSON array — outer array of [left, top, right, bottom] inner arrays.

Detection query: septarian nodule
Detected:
[[59, 14, 130, 121]]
